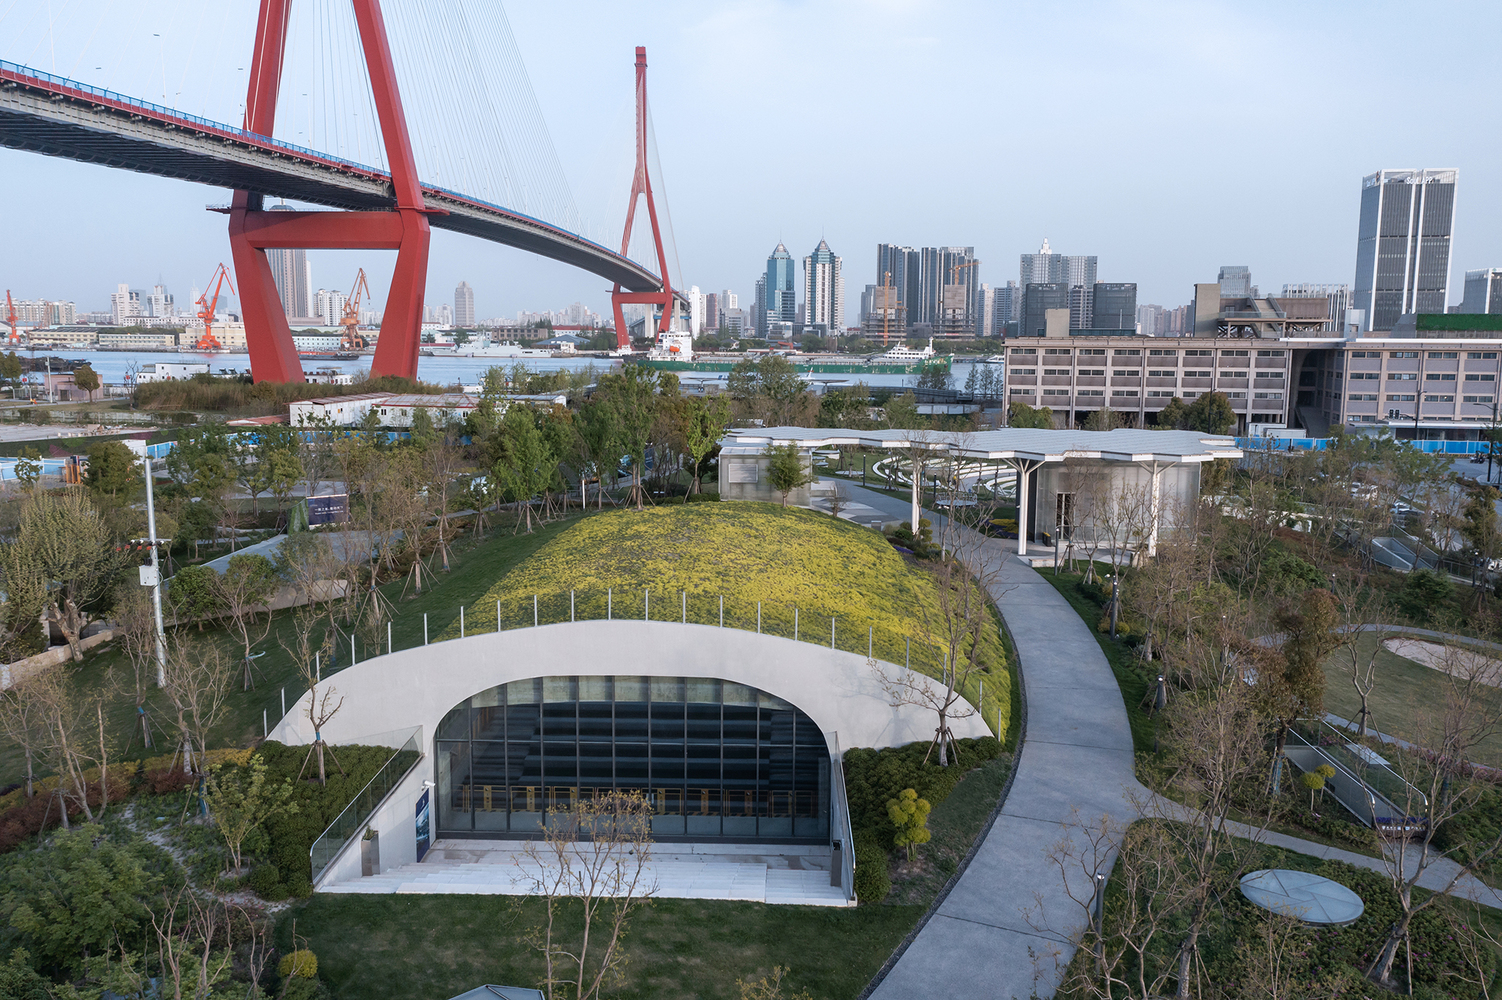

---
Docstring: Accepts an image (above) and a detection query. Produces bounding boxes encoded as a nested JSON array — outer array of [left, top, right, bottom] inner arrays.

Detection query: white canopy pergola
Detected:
[[720, 426, 1242, 555]]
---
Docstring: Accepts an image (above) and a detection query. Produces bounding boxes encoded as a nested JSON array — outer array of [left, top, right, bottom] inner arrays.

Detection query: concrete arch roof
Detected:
[[269, 620, 992, 754]]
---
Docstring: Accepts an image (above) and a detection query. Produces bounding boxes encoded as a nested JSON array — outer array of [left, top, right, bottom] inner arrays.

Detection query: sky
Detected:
[[3, 0, 1501, 325]]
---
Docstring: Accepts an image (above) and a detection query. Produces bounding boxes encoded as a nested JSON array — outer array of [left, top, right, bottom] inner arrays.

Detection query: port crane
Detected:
[[4, 291, 19, 346], [340, 269, 371, 351], [194, 264, 235, 351]]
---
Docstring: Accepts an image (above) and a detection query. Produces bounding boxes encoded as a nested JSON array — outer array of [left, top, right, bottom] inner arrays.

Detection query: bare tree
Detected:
[[112, 583, 160, 749], [150, 887, 236, 1000], [872, 531, 1007, 764], [0, 674, 48, 800], [208, 554, 278, 690], [517, 790, 659, 1000], [1364, 640, 1502, 990], [160, 636, 234, 775]]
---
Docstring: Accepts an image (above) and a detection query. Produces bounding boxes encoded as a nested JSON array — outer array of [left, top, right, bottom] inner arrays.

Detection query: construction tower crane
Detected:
[[4, 291, 19, 346], [194, 264, 235, 351], [340, 269, 371, 351]]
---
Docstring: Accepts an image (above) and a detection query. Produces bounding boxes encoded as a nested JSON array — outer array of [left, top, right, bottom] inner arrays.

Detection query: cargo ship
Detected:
[[630, 333, 952, 374]]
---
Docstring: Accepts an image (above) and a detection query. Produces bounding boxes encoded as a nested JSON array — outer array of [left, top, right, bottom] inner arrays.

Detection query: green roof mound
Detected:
[[450, 503, 1010, 739]]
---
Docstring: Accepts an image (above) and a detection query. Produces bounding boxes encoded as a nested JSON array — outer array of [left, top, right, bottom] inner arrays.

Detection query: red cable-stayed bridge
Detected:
[[0, 0, 679, 383]]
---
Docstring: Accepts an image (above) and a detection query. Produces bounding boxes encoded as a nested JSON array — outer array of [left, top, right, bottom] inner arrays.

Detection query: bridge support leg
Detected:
[[369, 209, 430, 381], [228, 194, 304, 384]]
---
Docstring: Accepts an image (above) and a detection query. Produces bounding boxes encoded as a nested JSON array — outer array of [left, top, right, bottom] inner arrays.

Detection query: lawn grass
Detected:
[[0, 513, 593, 790], [1321, 631, 1502, 767], [280, 753, 1011, 1000]]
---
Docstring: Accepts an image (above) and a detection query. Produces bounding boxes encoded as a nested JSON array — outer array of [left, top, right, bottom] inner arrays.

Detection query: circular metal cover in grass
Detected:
[[1239, 869, 1364, 925]]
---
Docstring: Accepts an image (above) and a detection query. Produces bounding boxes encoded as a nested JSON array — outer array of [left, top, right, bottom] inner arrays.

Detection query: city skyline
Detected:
[[2, 2, 1501, 329]]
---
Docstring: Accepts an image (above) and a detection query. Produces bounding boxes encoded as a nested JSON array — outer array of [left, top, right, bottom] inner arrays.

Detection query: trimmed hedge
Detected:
[[853, 835, 891, 905], [250, 741, 416, 899], [844, 737, 1005, 851]]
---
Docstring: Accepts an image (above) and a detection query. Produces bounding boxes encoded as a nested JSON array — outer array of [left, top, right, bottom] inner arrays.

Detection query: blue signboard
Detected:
[[307, 493, 350, 526], [415, 789, 431, 862]]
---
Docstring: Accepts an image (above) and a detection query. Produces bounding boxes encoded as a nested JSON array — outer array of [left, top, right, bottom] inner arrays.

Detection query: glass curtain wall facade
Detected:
[[435, 675, 831, 842], [1354, 169, 1458, 331]]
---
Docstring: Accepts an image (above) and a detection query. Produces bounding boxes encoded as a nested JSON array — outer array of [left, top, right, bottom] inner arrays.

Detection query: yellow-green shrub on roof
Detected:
[[450, 504, 1010, 740]]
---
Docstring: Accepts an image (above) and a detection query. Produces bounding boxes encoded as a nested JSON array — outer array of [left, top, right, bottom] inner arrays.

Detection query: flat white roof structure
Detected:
[[719, 426, 1242, 555], [721, 425, 1241, 464]]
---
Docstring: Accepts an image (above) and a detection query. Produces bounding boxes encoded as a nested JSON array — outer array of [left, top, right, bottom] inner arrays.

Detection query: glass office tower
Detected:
[[1354, 169, 1458, 332]]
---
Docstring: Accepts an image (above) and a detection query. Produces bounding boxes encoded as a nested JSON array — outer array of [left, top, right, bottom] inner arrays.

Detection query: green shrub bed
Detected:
[[844, 737, 1005, 852]]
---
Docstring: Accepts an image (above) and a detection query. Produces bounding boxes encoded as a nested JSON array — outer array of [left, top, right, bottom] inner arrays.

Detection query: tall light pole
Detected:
[[142, 451, 167, 686]]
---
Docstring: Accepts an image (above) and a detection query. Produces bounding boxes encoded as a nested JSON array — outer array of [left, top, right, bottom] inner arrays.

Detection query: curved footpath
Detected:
[[840, 487, 1502, 999]]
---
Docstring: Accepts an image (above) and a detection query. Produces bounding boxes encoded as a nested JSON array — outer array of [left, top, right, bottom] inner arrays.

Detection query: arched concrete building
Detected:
[[270, 621, 987, 892]]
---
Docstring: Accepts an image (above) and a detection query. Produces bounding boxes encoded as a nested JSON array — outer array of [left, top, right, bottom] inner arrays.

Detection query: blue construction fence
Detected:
[[0, 439, 176, 481], [1236, 436, 1495, 456]]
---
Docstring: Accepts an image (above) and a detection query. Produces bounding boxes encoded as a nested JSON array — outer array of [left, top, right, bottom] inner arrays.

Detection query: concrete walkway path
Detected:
[[869, 512, 1140, 1000], [836, 485, 1502, 999]]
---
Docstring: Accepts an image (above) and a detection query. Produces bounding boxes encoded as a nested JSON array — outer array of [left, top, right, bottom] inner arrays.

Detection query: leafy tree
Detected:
[[574, 396, 622, 510], [72, 363, 101, 401], [887, 788, 932, 861], [12, 489, 121, 660], [0, 351, 22, 396], [818, 384, 873, 429], [203, 755, 298, 874], [595, 367, 659, 508], [882, 391, 924, 430], [1154, 396, 1190, 430], [494, 405, 558, 532], [912, 362, 952, 391], [13, 445, 41, 489], [167, 564, 222, 628], [1185, 391, 1237, 434], [0, 826, 172, 976], [763, 443, 812, 507], [1267, 588, 1341, 788], [726, 355, 808, 425], [682, 395, 730, 495], [211, 553, 279, 687], [84, 440, 138, 502], [0, 952, 50, 1000], [1007, 400, 1054, 429]]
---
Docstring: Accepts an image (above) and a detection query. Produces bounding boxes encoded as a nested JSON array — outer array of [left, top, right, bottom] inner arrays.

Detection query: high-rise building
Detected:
[[1462, 269, 1502, 314], [148, 284, 174, 318], [765, 243, 797, 335], [1354, 168, 1458, 331], [801, 240, 843, 336], [455, 281, 475, 327], [686, 286, 705, 336], [1022, 282, 1069, 338], [753, 276, 767, 337], [993, 281, 1020, 339], [704, 293, 719, 331], [315, 288, 348, 327], [1217, 266, 1253, 298], [1019, 240, 1096, 332], [1136, 303, 1166, 337], [267, 205, 314, 320], [1282, 283, 1350, 332], [720, 289, 738, 312], [1091, 283, 1137, 330], [110, 283, 141, 326], [977, 284, 995, 338], [875, 243, 918, 335]]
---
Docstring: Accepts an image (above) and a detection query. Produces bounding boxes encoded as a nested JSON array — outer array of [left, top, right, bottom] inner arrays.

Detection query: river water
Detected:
[[29, 349, 986, 393]]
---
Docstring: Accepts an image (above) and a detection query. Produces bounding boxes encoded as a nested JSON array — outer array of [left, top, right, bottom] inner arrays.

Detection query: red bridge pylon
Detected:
[[611, 46, 676, 351], [228, 0, 436, 383]]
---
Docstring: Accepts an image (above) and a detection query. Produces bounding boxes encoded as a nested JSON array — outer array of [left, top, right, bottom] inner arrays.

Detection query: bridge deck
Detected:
[[0, 60, 662, 293]]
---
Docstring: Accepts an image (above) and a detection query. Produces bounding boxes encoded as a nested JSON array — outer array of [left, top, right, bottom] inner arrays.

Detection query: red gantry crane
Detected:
[[4, 291, 19, 346], [340, 269, 371, 351], [194, 264, 235, 351]]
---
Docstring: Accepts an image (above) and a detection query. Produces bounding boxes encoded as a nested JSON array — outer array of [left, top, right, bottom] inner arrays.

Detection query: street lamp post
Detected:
[[142, 452, 167, 686]]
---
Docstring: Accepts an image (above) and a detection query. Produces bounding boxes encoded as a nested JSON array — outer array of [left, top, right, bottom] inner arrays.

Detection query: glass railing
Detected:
[[309, 728, 422, 885]]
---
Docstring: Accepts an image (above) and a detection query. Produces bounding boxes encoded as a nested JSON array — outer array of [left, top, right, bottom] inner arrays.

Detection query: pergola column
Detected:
[[1010, 459, 1044, 556], [1138, 460, 1165, 556]]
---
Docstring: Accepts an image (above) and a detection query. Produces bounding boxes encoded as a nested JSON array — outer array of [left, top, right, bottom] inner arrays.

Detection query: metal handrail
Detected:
[[828, 737, 856, 902]]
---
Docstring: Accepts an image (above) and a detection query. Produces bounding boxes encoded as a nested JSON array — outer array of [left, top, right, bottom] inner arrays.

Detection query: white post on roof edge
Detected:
[[1143, 461, 1164, 557]]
